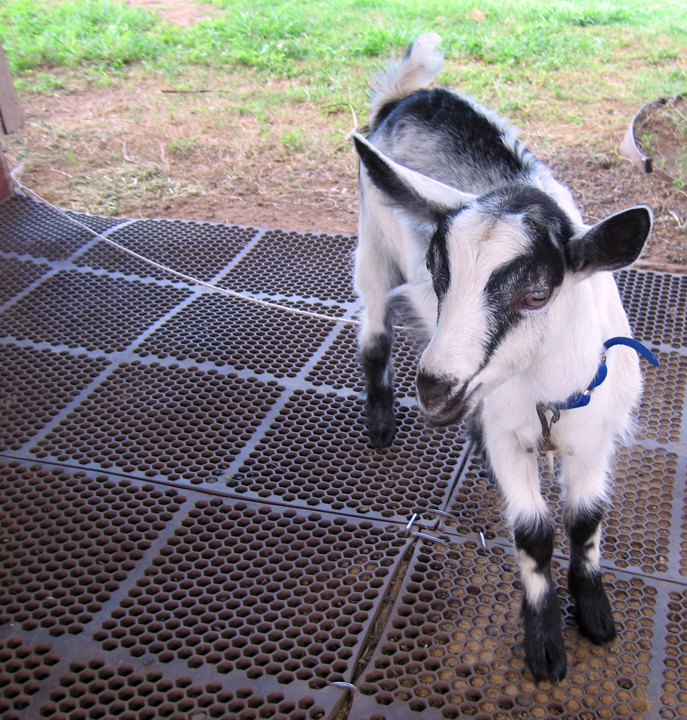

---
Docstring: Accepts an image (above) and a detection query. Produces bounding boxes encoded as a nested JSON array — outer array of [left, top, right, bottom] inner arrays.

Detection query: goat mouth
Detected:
[[422, 383, 482, 426]]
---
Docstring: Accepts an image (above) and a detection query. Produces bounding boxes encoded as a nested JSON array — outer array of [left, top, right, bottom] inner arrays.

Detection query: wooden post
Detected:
[[0, 144, 11, 200], [0, 44, 22, 135], [0, 43, 21, 200]]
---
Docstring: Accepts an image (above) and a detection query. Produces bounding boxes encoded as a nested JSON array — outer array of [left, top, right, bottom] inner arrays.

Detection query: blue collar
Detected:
[[536, 337, 659, 452], [558, 337, 659, 411]]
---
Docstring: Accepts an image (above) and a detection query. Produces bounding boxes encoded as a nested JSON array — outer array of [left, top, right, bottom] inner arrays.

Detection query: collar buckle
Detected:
[[535, 337, 658, 455]]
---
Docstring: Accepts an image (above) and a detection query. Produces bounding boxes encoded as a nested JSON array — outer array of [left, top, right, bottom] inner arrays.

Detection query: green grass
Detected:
[[1, 0, 686, 124], [0, 0, 164, 71], [2, 0, 686, 70]]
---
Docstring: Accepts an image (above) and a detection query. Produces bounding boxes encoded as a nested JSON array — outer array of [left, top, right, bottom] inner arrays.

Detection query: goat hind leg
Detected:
[[359, 314, 396, 447], [355, 194, 404, 449]]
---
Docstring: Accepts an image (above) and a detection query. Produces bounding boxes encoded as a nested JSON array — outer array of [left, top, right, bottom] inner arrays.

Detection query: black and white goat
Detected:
[[353, 33, 655, 682]]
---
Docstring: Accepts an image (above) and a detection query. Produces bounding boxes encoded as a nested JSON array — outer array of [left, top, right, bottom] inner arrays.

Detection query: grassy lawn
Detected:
[[2, 0, 686, 135], [0, 0, 686, 256]]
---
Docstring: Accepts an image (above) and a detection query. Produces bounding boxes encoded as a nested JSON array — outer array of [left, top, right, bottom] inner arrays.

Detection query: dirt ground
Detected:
[[3, 0, 687, 269]]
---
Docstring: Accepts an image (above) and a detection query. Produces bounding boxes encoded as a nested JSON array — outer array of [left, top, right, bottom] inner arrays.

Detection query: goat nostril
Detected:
[[417, 372, 452, 406]]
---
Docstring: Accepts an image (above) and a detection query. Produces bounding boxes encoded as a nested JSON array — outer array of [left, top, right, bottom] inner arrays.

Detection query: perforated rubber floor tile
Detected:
[[349, 537, 663, 720], [73, 219, 260, 282], [616, 269, 687, 349], [64, 210, 130, 235], [0, 636, 61, 719], [132, 293, 341, 378], [305, 323, 368, 394], [0, 270, 192, 354], [305, 324, 427, 401], [0, 196, 97, 261], [29, 362, 285, 484], [0, 461, 410, 720], [0, 461, 188, 640], [93, 499, 410, 686], [0, 257, 51, 305], [36, 659, 347, 720], [635, 349, 687, 445], [218, 229, 358, 305], [663, 587, 687, 718], [0, 345, 111, 453], [224, 390, 468, 521]]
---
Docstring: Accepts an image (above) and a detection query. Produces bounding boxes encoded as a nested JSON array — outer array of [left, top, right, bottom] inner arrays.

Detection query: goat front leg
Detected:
[[486, 430, 567, 682], [562, 453, 616, 645]]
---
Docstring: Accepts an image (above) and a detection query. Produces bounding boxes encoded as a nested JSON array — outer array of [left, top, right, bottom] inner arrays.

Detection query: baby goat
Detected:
[[353, 33, 655, 682]]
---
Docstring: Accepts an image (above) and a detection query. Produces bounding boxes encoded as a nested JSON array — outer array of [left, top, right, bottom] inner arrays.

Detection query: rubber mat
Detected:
[[1, 193, 686, 720]]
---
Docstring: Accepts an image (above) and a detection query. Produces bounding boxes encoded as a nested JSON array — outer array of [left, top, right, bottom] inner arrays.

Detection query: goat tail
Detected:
[[368, 32, 444, 128]]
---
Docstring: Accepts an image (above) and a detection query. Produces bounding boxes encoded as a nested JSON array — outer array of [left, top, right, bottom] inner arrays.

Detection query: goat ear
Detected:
[[352, 132, 475, 222], [566, 206, 653, 278]]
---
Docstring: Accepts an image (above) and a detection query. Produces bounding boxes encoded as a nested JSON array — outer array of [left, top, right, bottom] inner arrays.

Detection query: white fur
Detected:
[[369, 33, 444, 121], [354, 36, 650, 624], [518, 550, 550, 605]]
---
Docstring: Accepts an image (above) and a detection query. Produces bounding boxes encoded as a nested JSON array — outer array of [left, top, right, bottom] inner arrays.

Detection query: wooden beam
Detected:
[[0, 142, 12, 200], [0, 43, 20, 199], [0, 43, 22, 135]]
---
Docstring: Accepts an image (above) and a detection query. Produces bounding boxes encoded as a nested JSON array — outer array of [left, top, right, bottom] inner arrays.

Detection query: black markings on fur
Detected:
[[514, 518, 567, 682], [373, 89, 530, 193], [371, 100, 401, 131], [360, 326, 396, 448], [521, 586, 567, 683], [482, 272, 525, 364], [385, 258, 407, 290], [514, 518, 555, 570], [565, 503, 616, 645], [567, 564, 616, 646], [480, 185, 571, 365], [482, 184, 575, 243], [466, 405, 486, 456], [565, 206, 653, 274], [564, 502, 604, 548], [426, 214, 458, 304], [353, 135, 452, 224]]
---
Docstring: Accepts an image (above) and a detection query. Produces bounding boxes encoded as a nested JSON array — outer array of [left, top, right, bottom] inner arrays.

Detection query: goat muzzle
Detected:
[[417, 372, 471, 426]]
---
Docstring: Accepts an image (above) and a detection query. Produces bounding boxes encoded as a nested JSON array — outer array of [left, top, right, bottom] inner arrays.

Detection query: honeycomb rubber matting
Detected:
[[1, 193, 687, 720]]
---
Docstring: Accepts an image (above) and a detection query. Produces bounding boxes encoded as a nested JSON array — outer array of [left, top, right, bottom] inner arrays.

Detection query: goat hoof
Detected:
[[574, 589, 616, 645], [522, 595, 567, 683], [366, 403, 396, 448], [524, 631, 567, 684], [367, 420, 396, 448]]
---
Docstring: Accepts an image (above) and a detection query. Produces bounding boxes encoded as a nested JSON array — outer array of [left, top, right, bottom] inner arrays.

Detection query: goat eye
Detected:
[[522, 289, 551, 308], [426, 258, 433, 274]]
